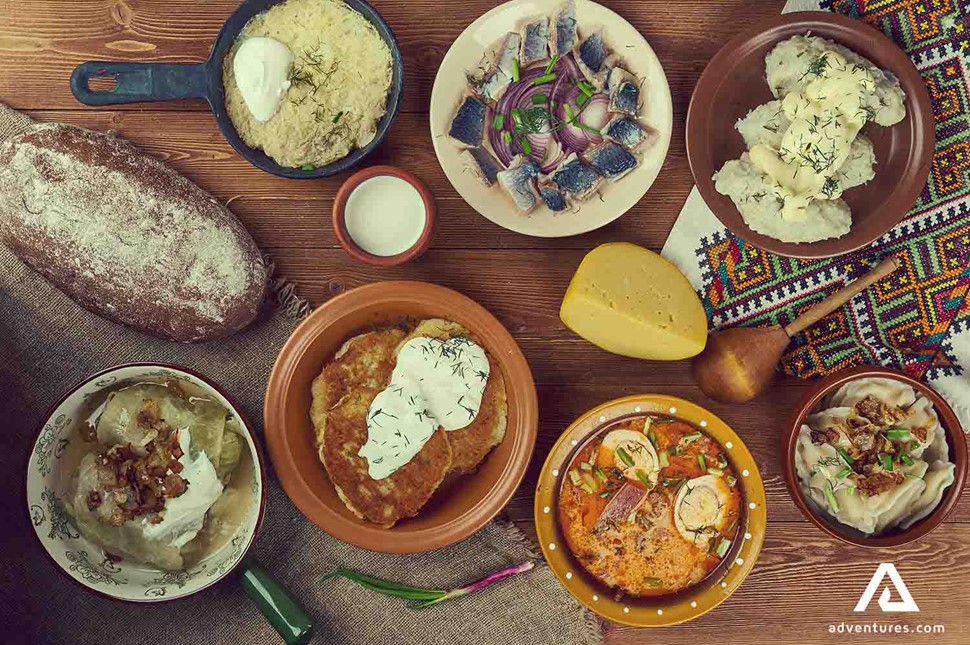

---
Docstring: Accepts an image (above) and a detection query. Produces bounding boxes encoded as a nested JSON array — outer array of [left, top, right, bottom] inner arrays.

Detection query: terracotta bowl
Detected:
[[686, 12, 934, 259], [783, 366, 968, 548], [535, 395, 767, 627], [332, 166, 436, 267], [264, 281, 538, 553]]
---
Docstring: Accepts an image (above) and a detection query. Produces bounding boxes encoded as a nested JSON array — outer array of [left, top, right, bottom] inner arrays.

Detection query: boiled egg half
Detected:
[[674, 474, 733, 549], [596, 429, 661, 489]]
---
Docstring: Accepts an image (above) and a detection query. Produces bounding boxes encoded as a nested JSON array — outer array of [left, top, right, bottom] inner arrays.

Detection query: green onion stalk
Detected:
[[323, 561, 535, 609]]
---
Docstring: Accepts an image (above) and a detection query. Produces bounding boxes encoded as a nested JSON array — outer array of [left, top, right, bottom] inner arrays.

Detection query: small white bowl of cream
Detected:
[[333, 166, 435, 266]]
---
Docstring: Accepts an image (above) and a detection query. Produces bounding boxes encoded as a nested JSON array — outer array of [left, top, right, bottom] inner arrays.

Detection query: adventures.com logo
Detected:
[[828, 564, 944, 636]]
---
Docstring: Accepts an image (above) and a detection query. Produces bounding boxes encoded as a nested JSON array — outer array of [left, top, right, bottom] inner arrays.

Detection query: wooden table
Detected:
[[3, 1, 968, 643]]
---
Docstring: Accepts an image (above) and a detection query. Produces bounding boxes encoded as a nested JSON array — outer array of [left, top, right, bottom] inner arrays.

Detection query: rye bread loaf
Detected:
[[0, 123, 267, 342]]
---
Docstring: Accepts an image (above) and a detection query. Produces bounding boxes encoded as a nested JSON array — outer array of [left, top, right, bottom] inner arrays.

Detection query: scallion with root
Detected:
[[323, 562, 535, 609]]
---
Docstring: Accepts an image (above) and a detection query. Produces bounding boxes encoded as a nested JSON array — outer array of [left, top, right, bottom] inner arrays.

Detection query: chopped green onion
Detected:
[[502, 131, 512, 144], [836, 447, 854, 464], [511, 58, 520, 82], [648, 431, 658, 448], [886, 429, 913, 441], [824, 482, 840, 513], [643, 577, 664, 588], [726, 474, 737, 487], [576, 93, 589, 107], [659, 451, 669, 467], [836, 467, 853, 480], [725, 517, 739, 534], [635, 469, 652, 488], [707, 467, 724, 476], [577, 80, 595, 97], [572, 120, 602, 135], [519, 137, 532, 155], [698, 454, 707, 473], [580, 480, 596, 494], [900, 454, 915, 466], [568, 470, 581, 486], [715, 538, 731, 558], [599, 491, 611, 498], [846, 486, 856, 496], [531, 94, 548, 105], [581, 472, 598, 491], [616, 446, 635, 467], [544, 54, 560, 75], [682, 432, 703, 444], [579, 462, 592, 471], [492, 113, 505, 129], [563, 103, 575, 122], [879, 454, 894, 471], [332, 111, 344, 124], [717, 454, 728, 469], [532, 72, 557, 86], [594, 466, 608, 482], [510, 108, 523, 130], [668, 445, 681, 456], [301, 163, 315, 171]]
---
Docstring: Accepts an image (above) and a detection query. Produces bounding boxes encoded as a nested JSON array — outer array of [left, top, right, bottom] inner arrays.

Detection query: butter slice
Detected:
[[560, 243, 708, 360]]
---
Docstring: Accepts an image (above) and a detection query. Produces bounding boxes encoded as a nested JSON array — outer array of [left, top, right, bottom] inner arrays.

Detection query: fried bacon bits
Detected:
[[91, 398, 189, 526]]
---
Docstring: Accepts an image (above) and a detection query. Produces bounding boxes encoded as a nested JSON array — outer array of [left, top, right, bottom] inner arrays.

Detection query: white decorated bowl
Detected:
[[25, 363, 266, 602]]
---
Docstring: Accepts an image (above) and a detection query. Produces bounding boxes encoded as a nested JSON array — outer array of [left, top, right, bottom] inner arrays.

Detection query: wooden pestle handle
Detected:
[[783, 256, 901, 337]]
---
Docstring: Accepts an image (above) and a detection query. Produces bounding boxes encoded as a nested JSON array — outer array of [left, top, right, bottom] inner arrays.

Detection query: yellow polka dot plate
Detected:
[[534, 395, 766, 627]]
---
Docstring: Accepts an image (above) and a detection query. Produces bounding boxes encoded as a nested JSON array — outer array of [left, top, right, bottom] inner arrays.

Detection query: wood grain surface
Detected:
[[4, 1, 968, 643]]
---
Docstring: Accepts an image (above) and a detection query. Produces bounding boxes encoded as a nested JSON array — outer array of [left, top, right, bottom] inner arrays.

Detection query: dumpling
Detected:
[[825, 377, 916, 409], [97, 383, 231, 469], [899, 461, 956, 530]]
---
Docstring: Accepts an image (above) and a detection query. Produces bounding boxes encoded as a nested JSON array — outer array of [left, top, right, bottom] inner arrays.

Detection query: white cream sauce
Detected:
[[232, 36, 294, 122], [344, 175, 427, 257], [750, 49, 879, 221], [358, 336, 490, 479]]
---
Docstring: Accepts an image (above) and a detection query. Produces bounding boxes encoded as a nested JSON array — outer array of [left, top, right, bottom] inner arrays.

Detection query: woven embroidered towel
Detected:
[[0, 106, 601, 645], [662, 0, 970, 428]]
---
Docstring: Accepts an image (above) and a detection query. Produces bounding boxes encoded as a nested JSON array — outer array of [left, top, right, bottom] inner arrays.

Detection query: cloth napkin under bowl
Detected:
[[0, 105, 601, 645]]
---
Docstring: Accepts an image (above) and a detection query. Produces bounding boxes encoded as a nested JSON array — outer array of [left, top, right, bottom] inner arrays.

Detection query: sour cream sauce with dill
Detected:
[[358, 336, 490, 479], [344, 175, 427, 256]]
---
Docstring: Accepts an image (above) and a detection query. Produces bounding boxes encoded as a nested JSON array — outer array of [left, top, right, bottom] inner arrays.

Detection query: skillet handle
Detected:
[[240, 560, 314, 645], [70, 61, 209, 106]]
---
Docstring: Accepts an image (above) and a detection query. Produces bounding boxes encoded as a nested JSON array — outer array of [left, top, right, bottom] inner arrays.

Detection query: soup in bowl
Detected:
[[559, 415, 743, 598], [535, 395, 766, 626]]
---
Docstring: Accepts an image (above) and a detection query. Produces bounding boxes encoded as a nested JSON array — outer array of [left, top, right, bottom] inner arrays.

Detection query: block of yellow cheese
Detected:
[[560, 242, 709, 360]]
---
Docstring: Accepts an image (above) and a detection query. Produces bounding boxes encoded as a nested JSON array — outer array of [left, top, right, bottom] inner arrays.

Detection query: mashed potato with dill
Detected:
[[223, 0, 393, 168]]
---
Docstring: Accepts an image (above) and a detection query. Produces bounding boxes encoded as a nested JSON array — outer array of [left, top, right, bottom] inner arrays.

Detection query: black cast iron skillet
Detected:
[[70, 0, 404, 179]]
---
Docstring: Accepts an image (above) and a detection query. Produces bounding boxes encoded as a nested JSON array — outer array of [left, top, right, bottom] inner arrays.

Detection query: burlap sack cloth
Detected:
[[0, 106, 602, 645]]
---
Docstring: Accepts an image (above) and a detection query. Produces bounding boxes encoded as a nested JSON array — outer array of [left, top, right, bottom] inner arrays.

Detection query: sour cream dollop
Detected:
[[232, 36, 294, 122], [138, 427, 224, 548]]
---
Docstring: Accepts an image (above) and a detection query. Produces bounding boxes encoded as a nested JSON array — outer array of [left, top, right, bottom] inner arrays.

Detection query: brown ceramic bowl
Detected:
[[686, 12, 934, 259], [263, 281, 538, 552], [333, 166, 436, 267], [784, 366, 967, 547]]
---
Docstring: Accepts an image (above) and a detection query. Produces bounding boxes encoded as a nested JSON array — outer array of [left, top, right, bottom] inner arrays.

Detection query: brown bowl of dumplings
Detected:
[[784, 366, 967, 548], [263, 281, 538, 553]]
